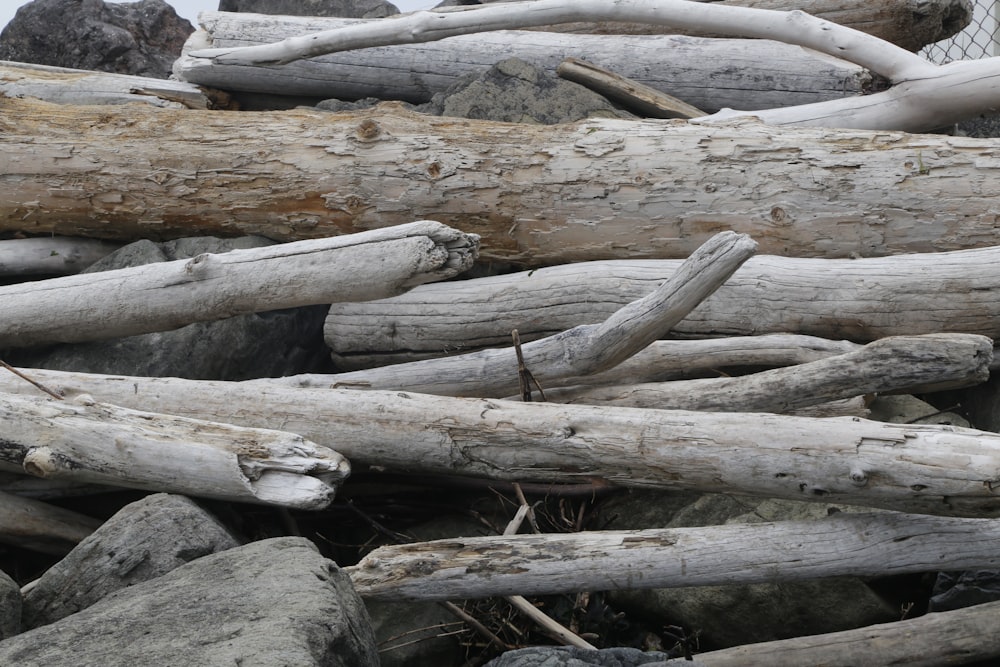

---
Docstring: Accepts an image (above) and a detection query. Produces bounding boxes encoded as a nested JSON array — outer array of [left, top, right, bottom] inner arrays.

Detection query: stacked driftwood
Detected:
[[5, 0, 1000, 663]]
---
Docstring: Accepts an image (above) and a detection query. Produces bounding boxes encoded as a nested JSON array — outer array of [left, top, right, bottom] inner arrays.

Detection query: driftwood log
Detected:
[[0, 221, 477, 348], [0, 489, 101, 555], [3, 95, 1000, 262], [174, 12, 871, 112], [0, 392, 349, 509], [1, 371, 999, 516], [460, 0, 972, 51], [0, 236, 119, 277], [325, 248, 1000, 363], [348, 511, 1000, 600]]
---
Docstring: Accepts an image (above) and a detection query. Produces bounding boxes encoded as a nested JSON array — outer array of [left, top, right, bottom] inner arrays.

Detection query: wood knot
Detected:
[[356, 119, 381, 141]]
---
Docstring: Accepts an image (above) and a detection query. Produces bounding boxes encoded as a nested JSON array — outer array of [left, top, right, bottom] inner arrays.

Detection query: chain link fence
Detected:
[[921, 0, 999, 62]]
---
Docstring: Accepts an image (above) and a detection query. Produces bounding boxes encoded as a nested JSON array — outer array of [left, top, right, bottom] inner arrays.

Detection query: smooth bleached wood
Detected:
[[543, 334, 992, 410], [348, 512, 1000, 600], [325, 249, 1000, 362], [0, 392, 349, 509], [0, 489, 101, 554], [0, 236, 120, 277], [1, 372, 999, 516], [0, 221, 476, 348], [174, 12, 871, 112], [5, 97, 1000, 262]]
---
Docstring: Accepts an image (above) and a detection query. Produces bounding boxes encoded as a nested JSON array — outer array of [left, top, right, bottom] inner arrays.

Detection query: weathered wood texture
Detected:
[[3, 96, 999, 262], [0, 489, 101, 555], [0, 392, 349, 509], [0, 61, 224, 109], [0, 221, 476, 348], [460, 0, 972, 51], [348, 512, 1000, 600], [0, 237, 120, 277], [1, 371, 999, 516], [690, 598, 1000, 667], [175, 12, 871, 112], [325, 249, 1000, 363]]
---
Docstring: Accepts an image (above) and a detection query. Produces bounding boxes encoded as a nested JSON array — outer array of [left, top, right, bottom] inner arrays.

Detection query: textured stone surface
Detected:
[[0, 568, 19, 640], [218, 0, 399, 19], [930, 569, 1000, 612], [484, 646, 695, 667], [0, 0, 193, 79], [0, 537, 379, 666], [419, 57, 631, 124], [22, 493, 240, 629], [3, 236, 334, 380]]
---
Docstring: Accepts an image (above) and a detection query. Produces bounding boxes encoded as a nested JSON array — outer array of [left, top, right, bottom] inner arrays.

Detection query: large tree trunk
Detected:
[[2, 96, 998, 264], [0, 221, 477, 348], [325, 249, 1000, 364], [174, 12, 872, 112], [2, 371, 1000, 516], [348, 512, 1000, 600]]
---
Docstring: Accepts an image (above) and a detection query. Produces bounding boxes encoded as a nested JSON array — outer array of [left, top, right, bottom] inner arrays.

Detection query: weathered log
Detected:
[[0, 60, 224, 109], [347, 512, 1000, 600], [0, 489, 101, 555], [174, 12, 871, 112], [689, 599, 1000, 667], [460, 0, 972, 51], [0, 392, 349, 509], [556, 58, 705, 119], [325, 249, 1000, 361], [0, 371, 999, 516], [0, 221, 477, 348], [3, 95, 999, 263], [0, 236, 120, 277], [540, 334, 992, 410]]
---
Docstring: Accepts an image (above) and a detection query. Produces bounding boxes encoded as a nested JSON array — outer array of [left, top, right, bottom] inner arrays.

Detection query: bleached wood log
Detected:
[[347, 512, 1000, 600], [325, 249, 1000, 361], [174, 12, 871, 112], [690, 599, 1000, 667], [5, 96, 1000, 263], [0, 60, 224, 109], [183, 0, 990, 131], [458, 0, 972, 51], [0, 392, 349, 509], [541, 334, 992, 409], [1, 371, 999, 516], [0, 236, 120, 277], [0, 489, 101, 555], [309, 232, 758, 398], [0, 221, 476, 348]]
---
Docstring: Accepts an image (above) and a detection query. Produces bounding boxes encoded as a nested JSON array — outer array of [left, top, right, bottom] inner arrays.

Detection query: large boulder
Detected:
[[0, 0, 193, 79], [0, 569, 19, 640], [0, 537, 379, 666], [218, 0, 400, 19]]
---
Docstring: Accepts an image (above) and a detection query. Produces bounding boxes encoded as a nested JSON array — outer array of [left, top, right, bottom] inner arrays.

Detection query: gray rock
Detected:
[[0, 569, 20, 640], [419, 57, 632, 124], [367, 599, 464, 667], [3, 236, 333, 381], [218, 0, 400, 19], [0, 0, 193, 79], [929, 570, 1000, 612], [605, 493, 896, 650], [0, 537, 379, 666], [484, 646, 692, 667], [315, 97, 385, 112], [22, 493, 240, 629]]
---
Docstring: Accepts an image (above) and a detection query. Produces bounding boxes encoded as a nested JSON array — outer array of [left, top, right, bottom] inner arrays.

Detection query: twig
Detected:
[[0, 360, 63, 400], [513, 329, 546, 402], [441, 600, 510, 652]]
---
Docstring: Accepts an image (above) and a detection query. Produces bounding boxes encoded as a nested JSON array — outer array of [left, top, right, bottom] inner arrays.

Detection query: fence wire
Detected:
[[921, 0, 999, 63]]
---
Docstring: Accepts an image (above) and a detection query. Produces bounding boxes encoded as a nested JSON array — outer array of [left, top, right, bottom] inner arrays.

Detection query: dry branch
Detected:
[[326, 249, 1000, 360], [0, 392, 349, 509], [0, 221, 477, 348], [4, 96, 1000, 263], [0, 372, 999, 516], [347, 512, 1000, 600]]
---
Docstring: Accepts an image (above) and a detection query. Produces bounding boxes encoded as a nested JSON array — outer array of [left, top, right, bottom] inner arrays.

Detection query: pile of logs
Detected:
[[5, 0, 1000, 663]]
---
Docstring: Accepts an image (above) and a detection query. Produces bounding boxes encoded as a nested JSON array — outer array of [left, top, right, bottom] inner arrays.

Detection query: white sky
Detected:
[[1, 0, 437, 33]]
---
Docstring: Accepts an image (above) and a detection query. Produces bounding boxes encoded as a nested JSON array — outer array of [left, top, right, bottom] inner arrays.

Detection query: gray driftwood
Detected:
[[0, 221, 477, 348], [348, 512, 1000, 600], [556, 58, 705, 119], [0, 236, 120, 277], [1, 372, 999, 516], [0, 392, 349, 509], [174, 12, 870, 112], [5, 95, 1000, 263], [325, 249, 1000, 362], [0, 489, 101, 554]]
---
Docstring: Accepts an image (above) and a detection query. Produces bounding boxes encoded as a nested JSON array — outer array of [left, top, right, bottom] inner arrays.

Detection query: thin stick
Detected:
[[0, 360, 63, 400], [512, 330, 546, 402], [440, 601, 510, 652]]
